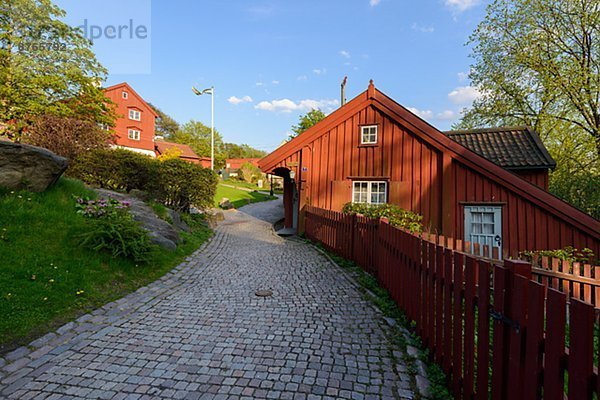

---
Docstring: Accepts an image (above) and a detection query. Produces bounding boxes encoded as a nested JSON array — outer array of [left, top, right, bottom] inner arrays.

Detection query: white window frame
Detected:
[[122, 91, 128, 99], [464, 205, 502, 256], [352, 181, 387, 205], [128, 129, 140, 141], [360, 125, 378, 144], [128, 109, 141, 121]]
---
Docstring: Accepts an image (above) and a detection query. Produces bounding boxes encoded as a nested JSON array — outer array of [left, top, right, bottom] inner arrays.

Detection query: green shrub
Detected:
[[75, 196, 155, 263], [156, 158, 218, 212], [69, 149, 217, 212], [520, 246, 596, 264], [69, 149, 159, 193], [342, 202, 423, 234]]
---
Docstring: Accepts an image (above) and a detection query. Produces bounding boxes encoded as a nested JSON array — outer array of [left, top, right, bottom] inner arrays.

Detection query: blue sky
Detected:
[[56, 0, 489, 152]]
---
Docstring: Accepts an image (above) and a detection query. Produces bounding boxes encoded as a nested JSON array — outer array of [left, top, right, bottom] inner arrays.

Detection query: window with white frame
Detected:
[[361, 125, 378, 144], [352, 181, 387, 205], [128, 109, 141, 121], [122, 91, 128, 99], [128, 129, 140, 140]]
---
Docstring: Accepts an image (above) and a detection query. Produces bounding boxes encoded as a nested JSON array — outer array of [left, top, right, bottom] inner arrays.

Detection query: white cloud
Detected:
[[369, 0, 381, 6], [255, 98, 339, 113], [444, 0, 480, 12], [436, 110, 456, 120], [228, 95, 253, 105], [457, 71, 469, 82], [339, 50, 351, 59], [448, 86, 482, 104], [272, 80, 280, 85], [297, 75, 308, 81], [313, 68, 327, 75], [408, 108, 457, 122], [255, 82, 264, 86], [407, 107, 434, 120], [411, 23, 434, 33]]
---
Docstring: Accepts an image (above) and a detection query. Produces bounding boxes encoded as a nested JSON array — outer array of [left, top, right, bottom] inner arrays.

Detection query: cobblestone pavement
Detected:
[[0, 210, 414, 399]]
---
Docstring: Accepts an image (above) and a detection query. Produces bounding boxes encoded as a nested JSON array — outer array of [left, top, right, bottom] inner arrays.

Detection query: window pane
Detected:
[[472, 213, 482, 223], [483, 213, 494, 223], [472, 223, 482, 234], [483, 223, 494, 234]]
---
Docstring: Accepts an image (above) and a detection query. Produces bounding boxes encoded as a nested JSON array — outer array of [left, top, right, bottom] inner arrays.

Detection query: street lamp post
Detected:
[[191, 85, 215, 170]]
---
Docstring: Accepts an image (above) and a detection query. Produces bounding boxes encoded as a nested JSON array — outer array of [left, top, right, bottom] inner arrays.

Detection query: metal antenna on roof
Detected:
[[341, 76, 348, 106]]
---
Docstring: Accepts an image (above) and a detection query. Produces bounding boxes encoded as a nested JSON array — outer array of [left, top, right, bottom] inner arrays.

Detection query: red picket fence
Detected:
[[418, 231, 600, 311], [305, 205, 599, 400]]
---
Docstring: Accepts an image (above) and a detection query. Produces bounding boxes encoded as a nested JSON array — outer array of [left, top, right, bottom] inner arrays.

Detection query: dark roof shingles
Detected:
[[445, 126, 556, 170]]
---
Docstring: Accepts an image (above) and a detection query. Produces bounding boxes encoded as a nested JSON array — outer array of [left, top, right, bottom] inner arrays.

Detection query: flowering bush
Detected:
[[75, 197, 131, 218], [75, 196, 155, 262]]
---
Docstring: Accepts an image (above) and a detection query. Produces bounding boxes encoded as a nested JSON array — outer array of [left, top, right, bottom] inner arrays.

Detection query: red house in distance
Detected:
[[259, 81, 600, 257], [103, 82, 158, 157]]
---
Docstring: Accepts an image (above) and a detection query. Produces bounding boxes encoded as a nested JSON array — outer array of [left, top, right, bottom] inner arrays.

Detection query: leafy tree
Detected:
[[24, 115, 113, 161], [222, 142, 267, 159], [457, 0, 600, 218], [148, 103, 179, 138], [291, 109, 326, 138], [238, 162, 262, 184], [0, 0, 115, 137], [170, 120, 225, 168]]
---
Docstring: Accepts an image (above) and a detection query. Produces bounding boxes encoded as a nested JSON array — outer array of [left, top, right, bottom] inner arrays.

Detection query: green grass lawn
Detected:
[[0, 178, 212, 354], [214, 183, 277, 208]]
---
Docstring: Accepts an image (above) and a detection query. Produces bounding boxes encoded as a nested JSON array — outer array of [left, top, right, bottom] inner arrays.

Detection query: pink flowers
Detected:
[[74, 197, 131, 218]]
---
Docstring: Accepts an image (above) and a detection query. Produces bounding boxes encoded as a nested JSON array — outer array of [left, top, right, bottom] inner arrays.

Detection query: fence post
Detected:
[[350, 213, 357, 264], [491, 259, 532, 400]]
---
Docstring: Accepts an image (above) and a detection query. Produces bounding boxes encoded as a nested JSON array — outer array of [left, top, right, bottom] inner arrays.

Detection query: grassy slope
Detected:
[[214, 183, 276, 208], [0, 178, 212, 353]]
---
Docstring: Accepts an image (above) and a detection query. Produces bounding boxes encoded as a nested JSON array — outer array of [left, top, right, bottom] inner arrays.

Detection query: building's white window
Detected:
[[128, 109, 141, 121], [361, 125, 378, 144], [353, 181, 387, 205], [122, 91, 128, 99], [128, 129, 140, 141]]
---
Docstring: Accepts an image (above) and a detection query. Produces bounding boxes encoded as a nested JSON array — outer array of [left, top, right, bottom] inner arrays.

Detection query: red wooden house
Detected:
[[103, 82, 158, 157], [154, 140, 211, 166], [259, 81, 600, 256]]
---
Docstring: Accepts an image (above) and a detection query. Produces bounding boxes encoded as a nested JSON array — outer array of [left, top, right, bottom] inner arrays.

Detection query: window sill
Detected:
[[358, 143, 378, 148]]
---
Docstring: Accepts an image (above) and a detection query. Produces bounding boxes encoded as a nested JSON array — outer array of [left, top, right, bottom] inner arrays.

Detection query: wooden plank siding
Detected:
[[260, 82, 600, 256], [288, 105, 443, 230]]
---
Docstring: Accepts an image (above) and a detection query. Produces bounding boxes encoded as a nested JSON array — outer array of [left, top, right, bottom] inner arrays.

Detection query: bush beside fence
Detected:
[[305, 205, 599, 400]]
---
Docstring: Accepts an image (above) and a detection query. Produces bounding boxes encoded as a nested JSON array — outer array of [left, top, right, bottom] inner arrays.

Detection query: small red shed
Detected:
[[259, 81, 600, 257], [154, 140, 204, 165]]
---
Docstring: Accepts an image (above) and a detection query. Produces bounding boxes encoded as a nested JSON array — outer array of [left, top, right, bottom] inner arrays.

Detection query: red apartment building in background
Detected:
[[103, 82, 159, 157], [103, 82, 204, 165]]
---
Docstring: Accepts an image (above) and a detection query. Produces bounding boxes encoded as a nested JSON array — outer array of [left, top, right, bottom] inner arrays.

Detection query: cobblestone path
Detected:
[[0, 210, 414, 399]]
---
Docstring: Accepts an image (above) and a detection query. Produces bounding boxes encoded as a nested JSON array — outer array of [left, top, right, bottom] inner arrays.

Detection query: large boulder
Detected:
[[0, 140, 68, 192], [95, 189, 181, 250]]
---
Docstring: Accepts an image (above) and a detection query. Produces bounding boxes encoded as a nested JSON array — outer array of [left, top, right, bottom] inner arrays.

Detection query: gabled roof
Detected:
[[155, 140, 200, 160], [103, 82, 159, 118], [445, 126, 556, 170], [259, 81, 599, 237]]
